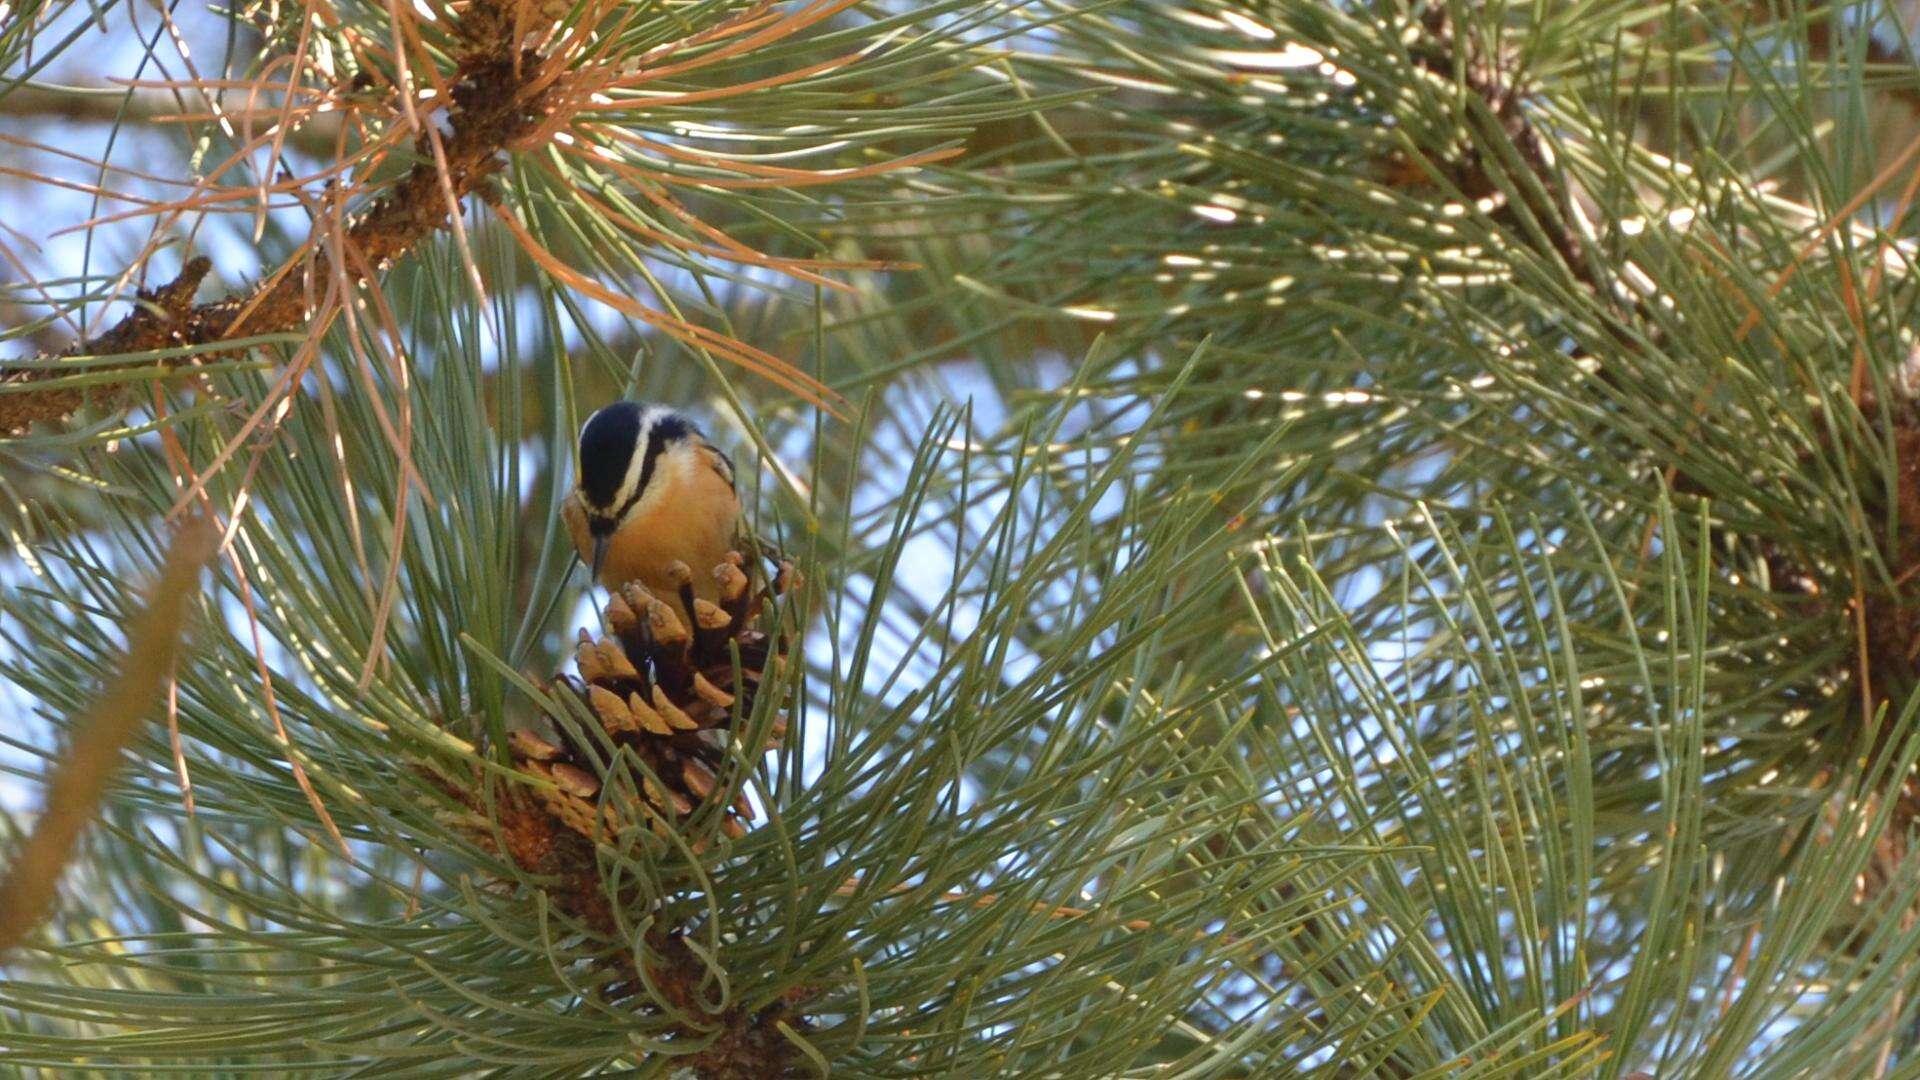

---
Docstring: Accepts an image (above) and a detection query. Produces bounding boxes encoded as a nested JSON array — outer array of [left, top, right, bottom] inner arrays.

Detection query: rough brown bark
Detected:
[[0, 18, 545, 435], [643, 933, 813, 1080], [0, 257, 215, 430]]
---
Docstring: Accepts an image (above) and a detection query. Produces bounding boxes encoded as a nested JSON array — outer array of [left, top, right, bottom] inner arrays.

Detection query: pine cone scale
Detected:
[[503, 550, 796, 849]]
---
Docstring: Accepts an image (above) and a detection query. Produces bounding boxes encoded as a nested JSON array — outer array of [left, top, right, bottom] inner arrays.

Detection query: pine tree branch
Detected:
[[0, 257, 217, 431], [0, 3, 546, 437], [461, 776, 811, 1078], [1413, 6, 1920, 737], [1409, 7, 1627, 347], [643, 932, 812, 1080]]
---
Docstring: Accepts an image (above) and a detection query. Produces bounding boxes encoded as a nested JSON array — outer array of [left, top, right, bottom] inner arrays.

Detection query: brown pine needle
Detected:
[[491, 205, 847, 414], [548, 171, 858, 293], [592, 45, 861, 103], [0, 517, 218, 958], [1736, 130, 1920, 342], [0, 130, 203, 187], [223, 540, 352, 857], [619, 0, 863, 86]]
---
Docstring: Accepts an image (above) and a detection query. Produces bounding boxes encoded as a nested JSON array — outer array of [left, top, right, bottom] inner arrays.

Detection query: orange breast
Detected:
[[563, 450, 740, 603]]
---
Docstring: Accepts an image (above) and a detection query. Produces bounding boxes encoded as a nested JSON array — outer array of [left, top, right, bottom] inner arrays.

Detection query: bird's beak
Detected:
[[590, 532, 610, 584]]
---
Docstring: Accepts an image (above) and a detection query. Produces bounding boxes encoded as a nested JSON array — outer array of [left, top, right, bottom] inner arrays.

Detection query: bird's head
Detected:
[[574, 400, 698, 579]]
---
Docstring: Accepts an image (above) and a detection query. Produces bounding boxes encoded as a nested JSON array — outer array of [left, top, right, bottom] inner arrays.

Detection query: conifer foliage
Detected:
[[7, 0, 1920, 1075]]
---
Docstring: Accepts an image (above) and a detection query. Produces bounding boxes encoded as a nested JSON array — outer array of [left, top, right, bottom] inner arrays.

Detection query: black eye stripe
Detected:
[[635, 413, 693, 503], [612, 488, 642, 523], [602, 412, 697, 523], [634, 430, 670, 509], [610, 442, 730, 524]]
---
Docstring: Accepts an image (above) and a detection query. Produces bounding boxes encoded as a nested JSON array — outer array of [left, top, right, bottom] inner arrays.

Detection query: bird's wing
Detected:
[[698, 440, 735, 491]]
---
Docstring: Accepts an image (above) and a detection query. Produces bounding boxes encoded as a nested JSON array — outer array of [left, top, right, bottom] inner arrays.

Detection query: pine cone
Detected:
[[514, 551, 797, 847]]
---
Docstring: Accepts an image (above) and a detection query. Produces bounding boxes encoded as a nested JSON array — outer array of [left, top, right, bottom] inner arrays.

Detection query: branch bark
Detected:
[[0, 14, 544, 435]]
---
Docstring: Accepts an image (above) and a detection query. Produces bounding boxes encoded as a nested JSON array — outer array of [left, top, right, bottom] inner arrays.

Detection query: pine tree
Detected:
[[5, 0, 1920, 1075]]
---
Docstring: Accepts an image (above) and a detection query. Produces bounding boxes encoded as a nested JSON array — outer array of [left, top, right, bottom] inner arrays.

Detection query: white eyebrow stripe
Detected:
[[606, 407, 660, 511]]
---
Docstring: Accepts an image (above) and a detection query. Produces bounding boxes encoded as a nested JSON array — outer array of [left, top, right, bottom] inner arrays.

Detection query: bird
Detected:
[[561, 401, 741, 605]]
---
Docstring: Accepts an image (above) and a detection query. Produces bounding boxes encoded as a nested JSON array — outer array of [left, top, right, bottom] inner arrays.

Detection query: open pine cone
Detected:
[[512, 551, 797, 847]]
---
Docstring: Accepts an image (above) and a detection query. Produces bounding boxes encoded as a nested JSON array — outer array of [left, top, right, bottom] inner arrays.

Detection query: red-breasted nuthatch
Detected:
[[562, 401, 741, 603]]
